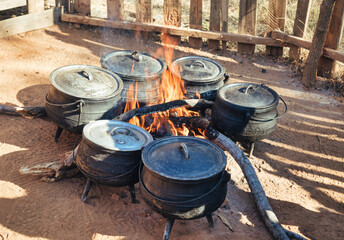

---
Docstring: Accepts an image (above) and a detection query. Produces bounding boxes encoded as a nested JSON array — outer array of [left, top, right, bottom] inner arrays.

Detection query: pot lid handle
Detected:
[[190, 60, 207, 69], [107, 127, 140, 144], [131, 51, 142, 62], [179, 143, 190, 159], [244, 85, 255, 94], [79, 70, 93, 81]]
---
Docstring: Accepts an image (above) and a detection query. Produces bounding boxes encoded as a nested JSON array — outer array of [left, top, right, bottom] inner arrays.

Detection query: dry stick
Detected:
[[114, 99, 214, 122], [301, 0, 336, 88], [0, 104, 46, 119]]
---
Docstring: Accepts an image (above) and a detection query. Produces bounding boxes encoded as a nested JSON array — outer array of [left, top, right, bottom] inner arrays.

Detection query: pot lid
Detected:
[[218, 82, 279, 109], [170, 56, 225, 84], [50, 65, 123, 99], [142, 136, 226, 180], [83, 120, 153, 151], [101, 50, 166, 80]]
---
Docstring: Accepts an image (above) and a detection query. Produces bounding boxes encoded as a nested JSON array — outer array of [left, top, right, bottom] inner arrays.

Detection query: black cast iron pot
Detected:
[[45, 65, 123, 134], [212, 82, 287, 143], [75, 120, 153, 202], [139, 136, 230, 220], [101, 50, 167, 105], [170, 56, 229, 100]]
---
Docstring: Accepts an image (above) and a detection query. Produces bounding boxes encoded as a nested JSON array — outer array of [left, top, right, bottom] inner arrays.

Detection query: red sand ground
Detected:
[[0, 23, 343, 240]]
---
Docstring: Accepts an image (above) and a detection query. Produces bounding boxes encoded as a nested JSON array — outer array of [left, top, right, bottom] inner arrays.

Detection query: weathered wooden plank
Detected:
[[271, 31, 344, 63], [209, 0, 221, 49], [189, 0, 202, 48], [289, 0, 312, 60], [317, 0, 344, 77], [136, 0, 152, 23], [107, 0, 124, 20], [0, 0, 26, 11], [266, 0, 287, 57], [27, 0, 45, 14], [163, 0, 181, 44], [74, 0, 90, 15], [238, 0, 257, 54], [61, 13, 290, 47], [221, 0, 229, 49], [0, 8, 61, 38]]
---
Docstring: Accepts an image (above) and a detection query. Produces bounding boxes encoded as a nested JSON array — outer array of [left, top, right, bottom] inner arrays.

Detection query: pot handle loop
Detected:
[[190, 60, 207, 69], [131, 51, 142, 62], [179, 143, 190, 159], [80, 70, 93, 81], [109, 127, 140, 141], [244, 85, 254, 94]]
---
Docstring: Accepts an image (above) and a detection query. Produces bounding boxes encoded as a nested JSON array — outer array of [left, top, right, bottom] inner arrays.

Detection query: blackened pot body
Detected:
[[45, 65, 123, 134], [75, 139, 141, 187], [140, 165, 230, 220], [212, 83, 281, 143], [75, 120, 153, 187]]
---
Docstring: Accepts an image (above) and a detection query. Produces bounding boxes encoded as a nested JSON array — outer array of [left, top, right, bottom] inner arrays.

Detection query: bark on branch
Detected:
[[0, 104, 46, 119], [114, 99, 214, 122], [301, 0, 336, 88]]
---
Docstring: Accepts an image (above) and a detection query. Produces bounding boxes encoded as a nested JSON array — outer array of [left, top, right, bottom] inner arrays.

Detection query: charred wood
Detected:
[[114, 99, 213, 122], [0, 104, 46, 119]]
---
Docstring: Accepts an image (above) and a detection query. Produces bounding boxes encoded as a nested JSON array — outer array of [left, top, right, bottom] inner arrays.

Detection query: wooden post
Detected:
[[107, 0, 123, 20], [317, 0, 344, 78], [266, 0, 287, 57], [189, 0, 203, 48], [221, 0, 229, 50], [74, 0, 90, 15], [209, 0, 221, 49], [301, 0, 336, 88], [238, 0, 257, 54], [163, 0, 181, 44], [289, 0, 312, 60], [27, 0, 45, 13], [136, 0, 152, 23]]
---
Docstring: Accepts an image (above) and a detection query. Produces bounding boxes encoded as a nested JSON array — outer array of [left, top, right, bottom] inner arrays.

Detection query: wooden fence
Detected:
[[1, 0, 343, 78], [0, 0, 61, 38]]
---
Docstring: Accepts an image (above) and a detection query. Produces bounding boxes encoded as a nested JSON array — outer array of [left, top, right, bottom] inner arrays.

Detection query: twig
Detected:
[[217, 213, 234, 232]]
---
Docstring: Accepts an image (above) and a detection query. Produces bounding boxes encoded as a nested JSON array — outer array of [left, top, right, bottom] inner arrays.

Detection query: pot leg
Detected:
[[163, 218, 175, 240], [206, 214, 215, 228], [129, 184, 139, 204], [249, 142, 255, 158], [54, 126, 63, 143], [81, 178, 93, 202]]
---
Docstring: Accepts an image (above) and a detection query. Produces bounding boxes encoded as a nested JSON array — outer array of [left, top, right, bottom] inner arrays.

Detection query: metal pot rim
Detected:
[[49, 65, 124, 100], [82, 120, 153, 152], [100, 50, 167, 81], [217, 82, 279, 112], [141, 136, 227, 181], [170, 56, 226, 84]]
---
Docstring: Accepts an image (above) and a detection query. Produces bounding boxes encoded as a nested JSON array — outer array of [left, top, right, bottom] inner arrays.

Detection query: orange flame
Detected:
[[124, 35, 204, 137]]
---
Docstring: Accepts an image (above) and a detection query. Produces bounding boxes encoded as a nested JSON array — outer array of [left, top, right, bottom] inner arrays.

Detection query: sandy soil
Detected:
[[0, 23, 343, 240]]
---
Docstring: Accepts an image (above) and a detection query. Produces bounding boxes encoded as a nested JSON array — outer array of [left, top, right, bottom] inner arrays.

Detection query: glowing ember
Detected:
[[124, 37, 204, 137]]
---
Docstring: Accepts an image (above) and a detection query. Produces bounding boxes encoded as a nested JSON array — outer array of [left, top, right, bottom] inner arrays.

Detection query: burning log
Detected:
[[115, 99, 213, 122], [0, 104, 46, 119]]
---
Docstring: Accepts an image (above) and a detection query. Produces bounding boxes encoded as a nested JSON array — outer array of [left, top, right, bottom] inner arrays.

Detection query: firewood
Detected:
[[115, 99, 213, 122], [19, 152, 79, 182], [0, 104, 46, 119]]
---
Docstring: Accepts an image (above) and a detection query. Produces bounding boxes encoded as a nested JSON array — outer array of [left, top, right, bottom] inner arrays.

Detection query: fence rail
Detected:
[[0, 0, 343, 78]]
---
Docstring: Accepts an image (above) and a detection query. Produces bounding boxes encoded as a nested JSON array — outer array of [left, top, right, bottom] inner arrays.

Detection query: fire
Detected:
[[124, 36, 204, 137]]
